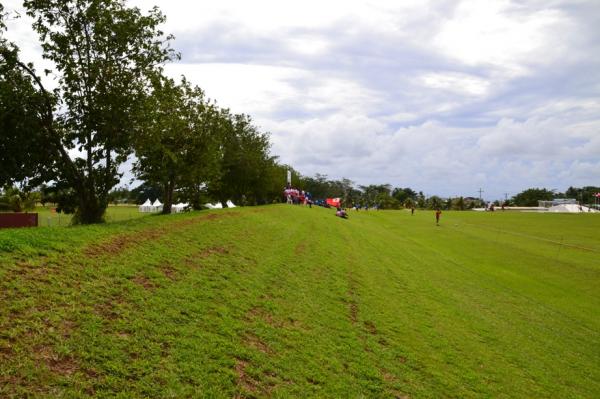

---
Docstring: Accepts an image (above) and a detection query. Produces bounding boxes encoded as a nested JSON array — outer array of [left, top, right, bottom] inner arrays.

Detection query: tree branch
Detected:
[[13, 59, 84, 188]]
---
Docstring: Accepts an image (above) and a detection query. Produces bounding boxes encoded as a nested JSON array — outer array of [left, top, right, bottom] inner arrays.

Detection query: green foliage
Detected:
[[426, 195, 444, 210], [451, 196, 466, 210], [0, 186, 40, 212], [392, 187, 417, 203], [208, 112, 274, 206], [2, 0, 177, 224], [134, 77, 219, 213], [512, 188, 555, 206], [565, 186, 600, 205], [0, 10, 54, 187]]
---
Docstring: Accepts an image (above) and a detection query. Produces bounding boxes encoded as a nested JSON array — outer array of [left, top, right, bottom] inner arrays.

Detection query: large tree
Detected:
[[3, 0, 176, 223], [134, 77, 220, 213], [209, 112, 274, 206]]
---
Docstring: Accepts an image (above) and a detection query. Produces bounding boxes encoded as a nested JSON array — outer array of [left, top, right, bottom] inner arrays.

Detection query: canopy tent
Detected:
[[204, 202, 223, 209], [138, 199, 154, 213], [172, 203, 189, 213], [152, 199, 163, 212], [226, 200, 236, 208]]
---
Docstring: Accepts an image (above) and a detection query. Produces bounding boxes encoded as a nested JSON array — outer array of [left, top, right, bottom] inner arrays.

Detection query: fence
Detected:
[[0, 213, 38, 228]]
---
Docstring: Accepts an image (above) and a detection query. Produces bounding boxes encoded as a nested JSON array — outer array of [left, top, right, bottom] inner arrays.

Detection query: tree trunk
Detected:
[[162, 179, 174, 214], [74, 188, 107, 224]]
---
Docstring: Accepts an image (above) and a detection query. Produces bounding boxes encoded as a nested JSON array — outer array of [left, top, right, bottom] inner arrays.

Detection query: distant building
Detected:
[[538, 198, 577, 208]]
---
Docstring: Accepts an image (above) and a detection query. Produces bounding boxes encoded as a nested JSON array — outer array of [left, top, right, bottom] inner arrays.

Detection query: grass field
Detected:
[[0, 205, 599, 398], [32, 205, 144, 227]]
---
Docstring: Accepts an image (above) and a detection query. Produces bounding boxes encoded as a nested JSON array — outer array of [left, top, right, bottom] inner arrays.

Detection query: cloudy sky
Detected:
[[4, 0, 600, 200]]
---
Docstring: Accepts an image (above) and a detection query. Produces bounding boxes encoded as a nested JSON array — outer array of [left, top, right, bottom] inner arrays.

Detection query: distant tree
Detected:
[[392, 187, 417, 203], [404, 198, 415, 209], [417, 191, 426, 209], [511, 188, 555, 207], [107, 186, 132, 205], [0, 186, 40, 212], [565, 186, 600, 205], [359, 184, 392, 207], [451, 196, 465, 210], [209, 112, 273, 206], [130, 182, 163, 205], [427, 195, 443, 210], [445, 198, 452, 210]]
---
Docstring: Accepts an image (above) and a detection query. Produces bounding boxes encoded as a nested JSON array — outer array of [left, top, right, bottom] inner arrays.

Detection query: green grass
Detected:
[[32, 205, 145, 227], [0, 205, 598, 398]]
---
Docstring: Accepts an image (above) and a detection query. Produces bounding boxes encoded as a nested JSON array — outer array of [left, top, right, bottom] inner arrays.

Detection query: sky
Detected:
[[3, 0, 600, 200]]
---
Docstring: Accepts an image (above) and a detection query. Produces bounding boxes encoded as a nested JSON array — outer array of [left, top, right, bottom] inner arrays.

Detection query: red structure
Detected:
[[0, 213, 38, 229], [326, 198, 341, 208]]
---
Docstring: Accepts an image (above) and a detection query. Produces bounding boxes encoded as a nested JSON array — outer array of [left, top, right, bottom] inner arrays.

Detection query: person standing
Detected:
[[435, 209, 442, 226], [411, 206, 415, 216]]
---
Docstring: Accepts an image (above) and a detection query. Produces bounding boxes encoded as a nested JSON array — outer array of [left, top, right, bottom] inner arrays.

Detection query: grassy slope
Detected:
[[0, 206, 598, 398]]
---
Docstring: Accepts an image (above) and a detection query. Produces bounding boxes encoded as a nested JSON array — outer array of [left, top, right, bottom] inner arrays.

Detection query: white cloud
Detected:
[[2, 0, 599, 199], [433, 0, 567, 73]]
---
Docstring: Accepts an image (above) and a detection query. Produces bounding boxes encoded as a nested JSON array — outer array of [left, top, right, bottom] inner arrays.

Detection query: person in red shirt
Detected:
[[435, 209, 442, 225]]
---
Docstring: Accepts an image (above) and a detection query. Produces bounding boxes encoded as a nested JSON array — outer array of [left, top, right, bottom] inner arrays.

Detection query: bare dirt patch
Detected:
[[132, 274, 157, 291], [245, 306, 275, 327], [160, 264, 178, 281], [244, 333, 272, 354], [197, 246, 230, 258], [84, 229, 165, 257], [234, 358, 259, 395], [294, 242, 307, 255], [364, 320, 377, 335], [34, 344, 79, 376], [94, 294, 124, 320], [84, 212, 239, 258]]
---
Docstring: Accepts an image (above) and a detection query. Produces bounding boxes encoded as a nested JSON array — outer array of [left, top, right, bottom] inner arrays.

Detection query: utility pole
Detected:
[[478, 188, 484, 201], [504, 193, 509, 203]]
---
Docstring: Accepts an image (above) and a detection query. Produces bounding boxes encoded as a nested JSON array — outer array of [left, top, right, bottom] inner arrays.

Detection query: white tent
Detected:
[[203, 201, 237, 209], [152, 199, 163, 212], [172, 203, 189, 213], [138, 199, 154, 213]]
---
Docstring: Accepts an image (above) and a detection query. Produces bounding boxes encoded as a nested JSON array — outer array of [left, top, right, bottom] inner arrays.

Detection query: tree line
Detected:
[[0, 0, 287, 223]]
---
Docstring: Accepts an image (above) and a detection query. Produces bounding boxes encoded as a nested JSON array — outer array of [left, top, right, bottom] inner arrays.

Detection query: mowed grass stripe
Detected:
[[0, 205, 599, 397]]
